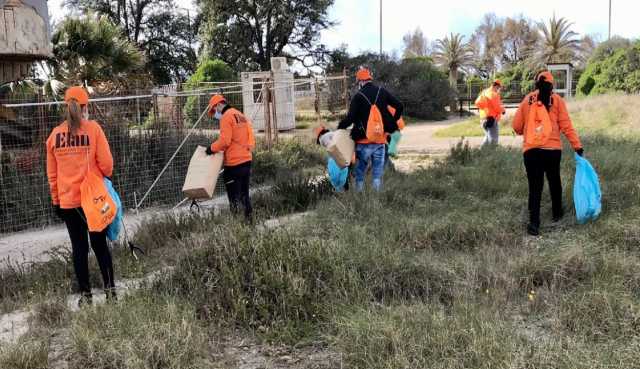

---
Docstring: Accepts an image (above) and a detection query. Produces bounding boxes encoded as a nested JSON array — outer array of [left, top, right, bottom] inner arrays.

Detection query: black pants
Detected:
[[223, 161, 252, 219], [61, 208, 115, 295], [523, 149, 563, 227]]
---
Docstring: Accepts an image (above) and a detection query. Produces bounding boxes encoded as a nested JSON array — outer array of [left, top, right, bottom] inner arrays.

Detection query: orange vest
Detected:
[[512, 92, 582, 153], [46, 120, 114, 209], [475, 88, 504, 121], [211, 108, 254, 167]]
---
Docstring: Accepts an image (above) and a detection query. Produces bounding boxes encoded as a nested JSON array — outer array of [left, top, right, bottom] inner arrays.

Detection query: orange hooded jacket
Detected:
[[46, 120, 114, 209], [475, 87, 505, 121], [512, 92, 582, 153], [210, 107, 255, 167]]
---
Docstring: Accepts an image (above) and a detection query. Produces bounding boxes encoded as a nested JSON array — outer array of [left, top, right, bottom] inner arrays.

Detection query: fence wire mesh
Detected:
[[0, 75, 349, 235]]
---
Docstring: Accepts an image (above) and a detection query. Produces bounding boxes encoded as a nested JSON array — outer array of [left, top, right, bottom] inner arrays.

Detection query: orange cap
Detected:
[[64, 86, 89, 105], [208, 94, 226, 116], [493, 79, 502, 87], [536, 71, 554, 83], [356, 68, 373, 81]]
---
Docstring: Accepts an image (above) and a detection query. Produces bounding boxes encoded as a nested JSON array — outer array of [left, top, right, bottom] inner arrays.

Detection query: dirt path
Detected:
[[397, 116, 522, 154], [0, 188, 268, 266], [0, 211, 310, 346]]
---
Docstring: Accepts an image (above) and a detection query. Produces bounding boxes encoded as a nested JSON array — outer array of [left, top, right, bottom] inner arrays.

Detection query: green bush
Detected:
[[328, 53, 452, 120], [577, 40, 640, 96], [183, 59, 236, 127]]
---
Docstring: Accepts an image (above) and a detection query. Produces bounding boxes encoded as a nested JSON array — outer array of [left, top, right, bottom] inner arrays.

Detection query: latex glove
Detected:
[[205, 146, 214, 156], [575, 148, 584, 157]]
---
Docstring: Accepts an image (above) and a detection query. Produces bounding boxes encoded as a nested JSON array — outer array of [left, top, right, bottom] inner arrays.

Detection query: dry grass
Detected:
[[436, 94, 640, 138], [4, 94, 640, 368]]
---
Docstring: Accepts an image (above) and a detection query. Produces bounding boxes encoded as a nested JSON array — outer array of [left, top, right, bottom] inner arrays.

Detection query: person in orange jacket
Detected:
[[46, 86, 116, 306], [205, 94, 255, 221], [475, 79, 506, 146], [512, 71, 584, 236]]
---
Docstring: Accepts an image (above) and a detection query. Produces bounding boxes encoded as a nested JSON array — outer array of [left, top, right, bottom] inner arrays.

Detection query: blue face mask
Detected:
[[214, 111, 223, 120]]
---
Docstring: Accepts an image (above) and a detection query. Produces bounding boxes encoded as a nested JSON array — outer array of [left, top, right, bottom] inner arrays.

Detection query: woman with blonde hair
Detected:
[[46, 86, 116, 306]]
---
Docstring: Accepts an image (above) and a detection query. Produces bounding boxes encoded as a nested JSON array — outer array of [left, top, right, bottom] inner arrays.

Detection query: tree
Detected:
[[402, 28, 430, 59], [65, 0, 198, 84], [502, 15, 538, 67], [576, 38, 639, 96], [433, 33, 474, 87], [574, 35, 598, 69], [198, 0, 335, 71], [469, 14, 503, 77], [142, 11, 198, 83], [50, 15, 146, 88], [534, 16, 580, 66], [589, 36, 631, 63]]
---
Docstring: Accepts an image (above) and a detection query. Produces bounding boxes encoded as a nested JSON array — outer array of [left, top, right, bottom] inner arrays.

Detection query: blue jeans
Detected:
[[355, 143, 385, 192], [482, 119, 499, 146]]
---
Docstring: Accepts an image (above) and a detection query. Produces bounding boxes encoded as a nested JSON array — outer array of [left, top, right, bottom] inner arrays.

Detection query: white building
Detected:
[[241, 57, 296, 131]]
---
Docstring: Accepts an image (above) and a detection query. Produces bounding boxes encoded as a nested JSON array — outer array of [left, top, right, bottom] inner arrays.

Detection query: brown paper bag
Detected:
[[327, 129, 355, 168], [182, 146, 224, 199]]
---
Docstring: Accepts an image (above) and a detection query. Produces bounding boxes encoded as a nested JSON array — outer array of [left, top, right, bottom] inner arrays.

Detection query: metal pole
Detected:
[[608, 0, 612, 40], [379, 0, 382, 56]]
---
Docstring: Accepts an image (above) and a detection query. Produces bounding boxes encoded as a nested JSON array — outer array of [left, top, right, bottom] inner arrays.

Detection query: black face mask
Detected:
[[535, 80, 553, 110]]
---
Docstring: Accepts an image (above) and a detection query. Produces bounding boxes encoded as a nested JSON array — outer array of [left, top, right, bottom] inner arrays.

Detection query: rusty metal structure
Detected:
[[0, 0, 52, 84]]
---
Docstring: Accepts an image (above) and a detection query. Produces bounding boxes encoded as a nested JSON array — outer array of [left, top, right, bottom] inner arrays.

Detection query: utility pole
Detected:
[[379, 0, 382, 57], [608, 0, 612, 40]]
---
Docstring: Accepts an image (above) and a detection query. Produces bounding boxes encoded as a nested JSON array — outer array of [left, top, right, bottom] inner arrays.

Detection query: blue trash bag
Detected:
[[104, 178, 123, 241], [387, 131, 402, 157], [327, 157, 349, 192], [573, 153, 602, 224]]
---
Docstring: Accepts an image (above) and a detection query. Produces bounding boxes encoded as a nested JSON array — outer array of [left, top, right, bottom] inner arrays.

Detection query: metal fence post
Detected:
[[262, 79, 272, 150], [342, 68, 349, 111]]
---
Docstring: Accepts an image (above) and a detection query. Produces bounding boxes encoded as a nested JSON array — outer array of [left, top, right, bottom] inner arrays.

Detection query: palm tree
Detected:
[[50, 14, 146, 89], [433, 33, 474, 87], [535, 16, 580, 65]]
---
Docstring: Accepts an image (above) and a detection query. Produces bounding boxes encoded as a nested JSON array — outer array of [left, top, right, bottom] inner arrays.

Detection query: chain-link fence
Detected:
[[0, 75, 348, 234]]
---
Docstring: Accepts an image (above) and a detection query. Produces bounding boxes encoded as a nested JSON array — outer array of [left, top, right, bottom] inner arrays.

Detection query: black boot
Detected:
[[552, 208, 565, 223], [527, 223, 540, 236]]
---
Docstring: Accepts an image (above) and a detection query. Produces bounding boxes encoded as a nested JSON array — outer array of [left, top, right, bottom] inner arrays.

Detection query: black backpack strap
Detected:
[[373, 87, 381, 105], [358, 90, 373, 106]]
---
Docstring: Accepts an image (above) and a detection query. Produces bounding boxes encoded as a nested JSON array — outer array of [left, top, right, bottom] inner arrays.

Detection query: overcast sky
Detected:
[[48, 0, 638, 55]]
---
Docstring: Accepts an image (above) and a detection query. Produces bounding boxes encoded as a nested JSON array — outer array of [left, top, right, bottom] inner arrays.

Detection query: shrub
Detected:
[[332, 304, 522, 369], [577, 40, 640, 96], [183, 59, 236, 127], [327, 53, 452, 120], [67, 293, 210, 369]]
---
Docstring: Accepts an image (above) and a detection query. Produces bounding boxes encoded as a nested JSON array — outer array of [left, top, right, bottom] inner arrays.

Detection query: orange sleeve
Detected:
[[512, 98, 528, 135], [46, 133, 59, 205], [475, 93, 488, 110], [95, 123, 114, 177], [211, 115, 233, 152], [556, 97, 582, 150]]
